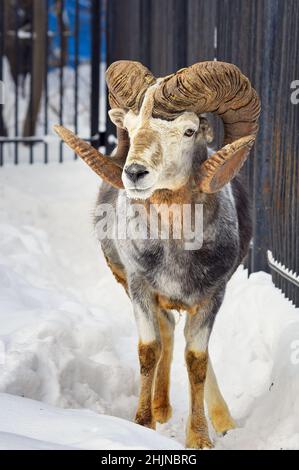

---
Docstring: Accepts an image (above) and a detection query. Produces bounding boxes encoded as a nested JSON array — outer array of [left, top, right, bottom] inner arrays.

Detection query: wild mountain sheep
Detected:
[[54, 60, 260, 449]]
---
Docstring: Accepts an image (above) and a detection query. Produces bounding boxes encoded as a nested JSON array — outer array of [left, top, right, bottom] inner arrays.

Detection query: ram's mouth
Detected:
[[125, 186, 154, 200]]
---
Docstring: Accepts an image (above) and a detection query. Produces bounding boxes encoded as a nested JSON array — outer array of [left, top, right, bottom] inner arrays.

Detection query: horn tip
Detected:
[[53, 124, 73, 141], [53, 124, 64, 137]]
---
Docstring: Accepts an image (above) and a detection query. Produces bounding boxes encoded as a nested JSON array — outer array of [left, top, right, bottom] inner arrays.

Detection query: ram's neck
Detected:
[[147, 185, 192, 205]]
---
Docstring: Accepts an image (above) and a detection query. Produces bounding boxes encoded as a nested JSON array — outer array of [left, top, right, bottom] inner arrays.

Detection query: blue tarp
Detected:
[[48, 0, 106, 66]]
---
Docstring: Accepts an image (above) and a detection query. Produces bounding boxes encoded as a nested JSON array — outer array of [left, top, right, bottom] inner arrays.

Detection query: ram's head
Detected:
[[54, 60, 260, 197]]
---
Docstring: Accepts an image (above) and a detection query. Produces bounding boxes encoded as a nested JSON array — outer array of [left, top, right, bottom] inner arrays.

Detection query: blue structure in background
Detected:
[[48, 0, 106, 66]]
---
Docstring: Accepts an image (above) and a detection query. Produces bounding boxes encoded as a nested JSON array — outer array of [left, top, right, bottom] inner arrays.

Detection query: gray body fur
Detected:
[[95, 142, 252, 332]]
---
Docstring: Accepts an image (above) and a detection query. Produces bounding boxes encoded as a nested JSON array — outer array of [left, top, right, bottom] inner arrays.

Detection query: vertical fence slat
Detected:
[[58, 0, 65, 163], [14, 0, 19, 164], [44, 0, 49, 164], [90, 0, 101, 148], [0, 0, 4, 165], [73, 0, 79, 159], [29, 1, 34, 164], [187, 0, 217, 65]]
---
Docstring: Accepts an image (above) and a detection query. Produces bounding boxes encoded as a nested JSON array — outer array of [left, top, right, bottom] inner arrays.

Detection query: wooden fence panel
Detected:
[[106, 0, 217, 144], [107, 0, 143, 62], [147, 0, 187, 76], [186, 0, 217, 65], [268, 0, 299, 305], [217, 0, 272, 273], [217, 0, 299, 303]]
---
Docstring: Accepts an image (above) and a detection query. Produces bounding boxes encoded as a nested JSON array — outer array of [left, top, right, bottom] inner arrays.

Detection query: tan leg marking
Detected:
[[185, 350, 213, 449], [152, 311, 174, 423], [135, 341, 161, 429], [205, 358, 236, 434], [157, 293, 209, 316], [103, 255, 128, 293]]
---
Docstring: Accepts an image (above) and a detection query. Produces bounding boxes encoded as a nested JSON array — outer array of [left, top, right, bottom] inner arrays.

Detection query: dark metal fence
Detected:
[[106, 0, 299, 306], [215, 0, 299, 305], [0, 0, 105, 165]]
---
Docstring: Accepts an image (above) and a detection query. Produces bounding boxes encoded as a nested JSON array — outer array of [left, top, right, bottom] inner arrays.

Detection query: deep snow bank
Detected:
[[0, 394, 182, 450], [0, 161, 298, 450]]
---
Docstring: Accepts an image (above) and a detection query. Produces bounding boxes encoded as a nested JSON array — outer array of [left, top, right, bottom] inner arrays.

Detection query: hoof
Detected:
[[135, 413, 156, 430], [209, 405, 236, 435], [153, 404, 172, 424], [186, 428, 213, 449]]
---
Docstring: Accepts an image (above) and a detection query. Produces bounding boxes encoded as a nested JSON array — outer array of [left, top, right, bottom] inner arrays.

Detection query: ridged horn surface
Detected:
[[153, 61, 260, 192], [106, 60, 156, 113], [53, 125, 124, 189]]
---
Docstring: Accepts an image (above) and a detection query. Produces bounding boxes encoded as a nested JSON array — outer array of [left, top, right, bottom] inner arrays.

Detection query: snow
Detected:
[[0, 394, 181, 450], [0, 160, 298, 450]]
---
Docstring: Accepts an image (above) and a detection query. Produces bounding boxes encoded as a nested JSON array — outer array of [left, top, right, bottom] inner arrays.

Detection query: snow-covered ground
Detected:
[[0, 161, 299, 450]]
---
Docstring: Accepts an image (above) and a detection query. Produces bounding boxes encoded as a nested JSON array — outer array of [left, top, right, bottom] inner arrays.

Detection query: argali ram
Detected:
[[54, 60, 260, 449]]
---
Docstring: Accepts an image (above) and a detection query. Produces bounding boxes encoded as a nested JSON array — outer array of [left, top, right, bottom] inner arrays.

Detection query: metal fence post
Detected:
[[90, 0, 101, 148], [0, 1, 5, 165]]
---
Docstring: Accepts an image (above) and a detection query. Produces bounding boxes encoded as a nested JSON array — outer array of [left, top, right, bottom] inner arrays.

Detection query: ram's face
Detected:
[[110, 109, 201, 199], [109, 80, 214, 200], [54, 61, 260, 197]]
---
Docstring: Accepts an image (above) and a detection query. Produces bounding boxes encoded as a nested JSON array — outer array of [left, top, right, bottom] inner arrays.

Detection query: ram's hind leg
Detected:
[[205, 357, 236, 434], [184, 291, 227, 449], [153, 309, 175, 424]]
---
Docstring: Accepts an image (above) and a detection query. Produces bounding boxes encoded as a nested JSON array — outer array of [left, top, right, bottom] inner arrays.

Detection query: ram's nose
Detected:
[[124, 163, 149, 184]]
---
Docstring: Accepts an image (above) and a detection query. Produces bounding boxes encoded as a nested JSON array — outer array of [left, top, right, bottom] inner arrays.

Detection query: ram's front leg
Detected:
[[129, 276, 161, 429], [184, 296, 222, 449], [153, 309, 175, 423]]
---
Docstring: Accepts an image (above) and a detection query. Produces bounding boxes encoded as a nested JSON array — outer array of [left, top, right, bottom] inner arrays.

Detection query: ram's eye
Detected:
[[184, 128, 195, 137]]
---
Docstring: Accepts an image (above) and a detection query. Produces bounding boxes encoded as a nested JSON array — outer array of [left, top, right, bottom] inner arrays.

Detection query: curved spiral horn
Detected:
[[106, 60, 156, 113], [53, 125, 124, 189], [105, 61, 156, 175], [153, 61, 261, 193], [54, 63, 155, 187]]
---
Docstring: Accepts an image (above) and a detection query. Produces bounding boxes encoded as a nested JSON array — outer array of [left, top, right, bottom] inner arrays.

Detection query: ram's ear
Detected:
[[198, 115, 214, 143], [108, 108, 126, 129]]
